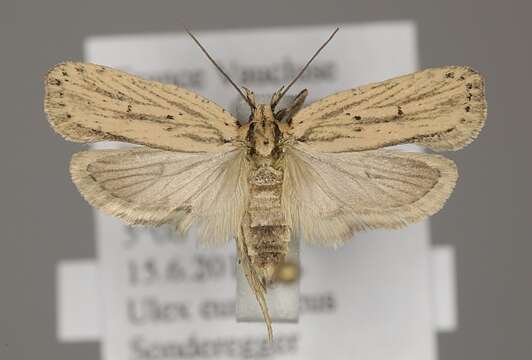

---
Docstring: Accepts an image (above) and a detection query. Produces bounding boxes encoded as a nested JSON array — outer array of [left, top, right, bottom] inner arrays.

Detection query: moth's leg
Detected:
[[236, 225, 273, 341]]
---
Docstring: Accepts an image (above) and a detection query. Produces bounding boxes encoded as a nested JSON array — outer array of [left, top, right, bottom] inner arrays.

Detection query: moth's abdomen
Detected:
[[243, 165, 289, 282]]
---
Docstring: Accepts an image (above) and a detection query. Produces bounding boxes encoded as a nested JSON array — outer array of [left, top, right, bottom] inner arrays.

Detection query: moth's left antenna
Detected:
[[185, 29, 254, 108]]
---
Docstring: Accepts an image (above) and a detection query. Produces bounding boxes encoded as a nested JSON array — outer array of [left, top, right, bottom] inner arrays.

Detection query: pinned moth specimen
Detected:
[[44, 28, 486, 340]]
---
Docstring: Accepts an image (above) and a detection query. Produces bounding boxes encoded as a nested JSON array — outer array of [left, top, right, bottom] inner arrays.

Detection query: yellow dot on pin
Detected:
[[274, 260, 301, 284]]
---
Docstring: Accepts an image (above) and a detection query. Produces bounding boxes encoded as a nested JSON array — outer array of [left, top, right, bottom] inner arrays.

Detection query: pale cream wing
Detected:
[[70, 147, 248, 245], [283, 145, 458, 245], [289, 66, 486, 152], [45, 62, 239, 152]]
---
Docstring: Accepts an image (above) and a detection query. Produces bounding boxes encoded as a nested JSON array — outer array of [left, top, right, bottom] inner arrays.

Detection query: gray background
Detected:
[[1, 0, 530, 359]]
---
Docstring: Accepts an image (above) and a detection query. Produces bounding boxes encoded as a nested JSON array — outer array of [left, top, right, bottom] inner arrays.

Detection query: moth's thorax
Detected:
[[246, 104, 281, 157]]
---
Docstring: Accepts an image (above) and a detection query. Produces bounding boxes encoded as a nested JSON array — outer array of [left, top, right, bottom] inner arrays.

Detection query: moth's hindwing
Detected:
[[70, 147, 248, 245], [284, 146, 458, 245]]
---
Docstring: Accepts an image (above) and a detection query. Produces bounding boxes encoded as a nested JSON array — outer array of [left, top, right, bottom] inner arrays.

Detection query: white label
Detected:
[[86, 22, 437, 360]]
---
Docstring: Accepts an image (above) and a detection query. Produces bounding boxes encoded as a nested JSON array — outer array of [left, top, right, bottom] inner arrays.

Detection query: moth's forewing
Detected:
[[289, 66, 486, 152], [45, 62, 239, 152]]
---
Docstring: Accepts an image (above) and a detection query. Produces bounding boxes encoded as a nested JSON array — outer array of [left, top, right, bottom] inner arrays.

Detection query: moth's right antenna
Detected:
[[272, 27, 340, 108], [185, 28, 254, 108]]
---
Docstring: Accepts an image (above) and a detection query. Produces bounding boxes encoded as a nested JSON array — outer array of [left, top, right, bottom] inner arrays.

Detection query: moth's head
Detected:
[[241, 86, 309, 124]]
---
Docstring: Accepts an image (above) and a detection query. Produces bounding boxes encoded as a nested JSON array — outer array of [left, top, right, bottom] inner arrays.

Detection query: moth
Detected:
[[44, 28, 486, 340]]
